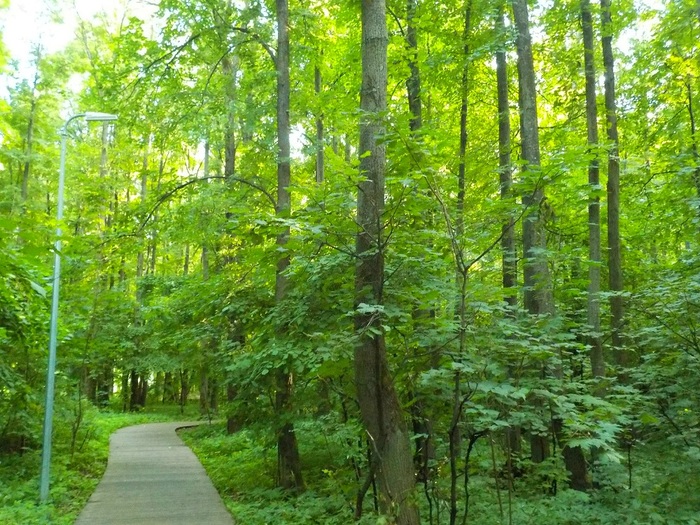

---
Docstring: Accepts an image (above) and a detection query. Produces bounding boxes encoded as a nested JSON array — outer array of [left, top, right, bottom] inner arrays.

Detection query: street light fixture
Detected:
[[39, 111, 118, 504]]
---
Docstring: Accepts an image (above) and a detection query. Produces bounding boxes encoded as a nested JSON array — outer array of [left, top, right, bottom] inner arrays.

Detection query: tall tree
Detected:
[[600, 0, 626, 368], [354, 0, 419, 522], [497, 3, 516, 311], [581, 0, 605, 380], [274, 0, 304, 492], [512, 0, 552, 464], [496, 3, 521, 468]]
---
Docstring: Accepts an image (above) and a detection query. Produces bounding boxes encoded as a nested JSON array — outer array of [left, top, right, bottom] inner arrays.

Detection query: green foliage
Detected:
[[2, 0, 700, 522]]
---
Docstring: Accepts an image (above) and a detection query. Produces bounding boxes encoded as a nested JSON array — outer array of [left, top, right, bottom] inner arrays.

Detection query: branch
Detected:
[[231, 26, 276, 65], [386, 5, 406, 37], [140, 175, 276, 230]]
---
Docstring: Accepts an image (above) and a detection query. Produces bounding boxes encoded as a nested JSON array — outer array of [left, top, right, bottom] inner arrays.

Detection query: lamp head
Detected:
[[84, 112, 118, 122]]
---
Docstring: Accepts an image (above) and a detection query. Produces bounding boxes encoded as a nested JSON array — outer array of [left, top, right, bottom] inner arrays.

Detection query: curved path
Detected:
[[75, 422, 234, 525]]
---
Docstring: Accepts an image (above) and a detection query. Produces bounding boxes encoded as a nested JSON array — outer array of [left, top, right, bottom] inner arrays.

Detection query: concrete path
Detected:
[[75, 422, 234, 525]]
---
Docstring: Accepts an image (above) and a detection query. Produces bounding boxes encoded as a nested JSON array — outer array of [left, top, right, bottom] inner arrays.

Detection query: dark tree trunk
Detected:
[[456, 0, 472, 236], [496, 2, 521, 459], [222, 56, 238, 179], [582, 0, 605, 381], [687, 80, 700, 215], [129, 370, 139, 411], [96, 368, 111, 407], [274, 0, 305, 492], [121, 372, 129, 412], [355, 1, 419, 523], [180, 369, 190, 412], [209, 378, 218, 412], [315, 64, 325, 183], [497, 4, 516, 310], [600, 0, 627, 368], [163, 372, 174, 404], [512, 0, 552, 465], [227, 383, 240, 434], [199, 364, 209, 414], [21, 64, 39, 204], [405, 0, 436, 485]]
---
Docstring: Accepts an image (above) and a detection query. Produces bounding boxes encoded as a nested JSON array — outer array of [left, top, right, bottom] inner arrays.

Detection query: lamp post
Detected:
[[39, 111, 118, 504]]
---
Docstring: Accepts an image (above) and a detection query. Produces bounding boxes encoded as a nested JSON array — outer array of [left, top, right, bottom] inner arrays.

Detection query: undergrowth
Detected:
[[182, 418, 700, 525]]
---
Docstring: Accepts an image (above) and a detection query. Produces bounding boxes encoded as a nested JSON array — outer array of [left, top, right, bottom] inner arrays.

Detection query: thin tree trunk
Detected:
[[21, 97, 36, 203], [512, 0, 552, 464], [406, 0, 422, 134], [497, 5, 516, 309], [21, 63, 40, 204], [274, 0, 304, 492], [456, 1, 472, 236], [512, 0, 551, 317], [496, 1, 521, 459], [582, 0, 605, 380], [315, 63, 325, 183], [686, 80, 700, 209], [222, 56, 239, 179], [405, 0, 436, 486], [356, 1, 419, 523], [600, 0, 627, 367]]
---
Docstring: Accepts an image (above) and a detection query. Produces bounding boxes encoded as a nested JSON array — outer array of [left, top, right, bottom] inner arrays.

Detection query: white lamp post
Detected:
[[39, 111, 118, 504]]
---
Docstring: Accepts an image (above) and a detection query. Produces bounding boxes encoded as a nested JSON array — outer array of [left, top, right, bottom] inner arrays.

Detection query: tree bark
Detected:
[[21, 62, 40, 205], [405, 0, 436, 485], [582, 0, 605, 380], [456, 1, 472, 236], [497, 4, 517, 311], [355, 1, 419, 523], [512, 0, 552, 464], [496, 1, 520, 459], [686, 80, 700, 213], [274, 0, 304, 492], [315, 63, 325, 184], [406, 0, 422, 134], [222, 56, 239, 179], [600, 0, 627, 367], [512, 0, 551, 318]]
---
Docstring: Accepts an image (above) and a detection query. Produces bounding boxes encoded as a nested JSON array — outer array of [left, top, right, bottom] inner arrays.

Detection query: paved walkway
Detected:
[[75, 422, 234, 525]]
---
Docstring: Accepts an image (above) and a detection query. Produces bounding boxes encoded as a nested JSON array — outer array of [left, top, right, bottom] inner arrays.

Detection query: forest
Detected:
[[1, 0, 699, 523]]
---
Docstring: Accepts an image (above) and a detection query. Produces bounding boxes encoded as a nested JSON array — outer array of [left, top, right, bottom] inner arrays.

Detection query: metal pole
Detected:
[[39, 114, 84, 504]]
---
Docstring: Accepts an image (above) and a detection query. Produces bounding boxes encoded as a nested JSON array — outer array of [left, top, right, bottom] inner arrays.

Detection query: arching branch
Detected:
[[140, 175, 276, 229], [231, 26, 276, 65]]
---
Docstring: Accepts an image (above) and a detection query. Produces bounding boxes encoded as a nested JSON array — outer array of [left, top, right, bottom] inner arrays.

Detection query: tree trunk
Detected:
[[456, 0, 472, 236], [600, 0, 627, 367], [129, 370, 139, 411], [163, 371, 174, 403], [496, 2, 521, 459], [227, 383, 239, 434], [405, 0, 436, 484], [179, 369, 190, 412], [222, 55, 239, 180], [512, 0, 551, 318], [274, 0, 304, 492], [315, 63, 325, 184], [355, 1, 419, 523], [582, 0, 605, 381], [497, 4, 516, 310], [512, 0, 552, 465], [21, 63, 40, 204], [199, 363, 209, 414], [686, 80, 700, 216]]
